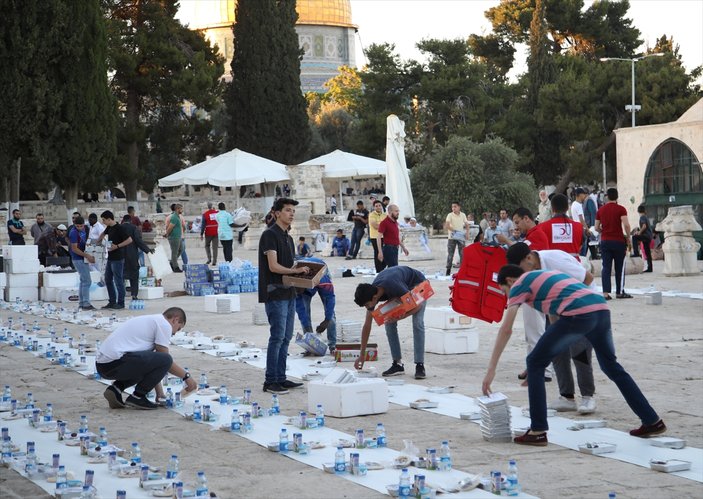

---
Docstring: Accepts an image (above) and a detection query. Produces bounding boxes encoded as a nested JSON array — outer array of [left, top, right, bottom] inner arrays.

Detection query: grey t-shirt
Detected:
[[372, 266, 426, 300]]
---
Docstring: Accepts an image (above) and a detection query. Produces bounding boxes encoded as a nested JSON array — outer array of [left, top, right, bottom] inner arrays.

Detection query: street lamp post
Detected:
[[600, 53, 664, 127]]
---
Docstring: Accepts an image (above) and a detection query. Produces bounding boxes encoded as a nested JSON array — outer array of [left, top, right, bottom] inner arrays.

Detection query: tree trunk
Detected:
[[9, 157, 20, 212], [64, 184, 79, 225], [49, 182, 64, 204], [125, 80, 140, 202]]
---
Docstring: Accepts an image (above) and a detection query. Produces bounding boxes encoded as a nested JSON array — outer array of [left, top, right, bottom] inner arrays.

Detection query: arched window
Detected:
[[644, 139, 702, 196]]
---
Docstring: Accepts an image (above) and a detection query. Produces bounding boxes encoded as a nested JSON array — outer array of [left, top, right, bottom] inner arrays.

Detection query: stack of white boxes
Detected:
[[40, 270, 107, 303], [3, 245, 41, 302], [307, 367, 388, 417], [424, 306, 479, 355]]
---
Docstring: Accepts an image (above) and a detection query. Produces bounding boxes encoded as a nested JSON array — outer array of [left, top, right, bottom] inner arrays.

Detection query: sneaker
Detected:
[[514, 430, 548, 446], [262, 383, 289, 394], [103, 385, 125, 409], [113, 304, 125, 310], [548, 396, 577, 412], [125, 395, 158, 410], [382, 362, 405, 377], [414, 363, 426, 380], [578, 396, 597, 415], [172, 268, 183, 273], [616, 293, 633, 299], [81, 305, 96, 311], [101, 303, 116, 310], [630, 419, 666, 438], [205, 260, 211, 265], [281, 380, 304, 389]]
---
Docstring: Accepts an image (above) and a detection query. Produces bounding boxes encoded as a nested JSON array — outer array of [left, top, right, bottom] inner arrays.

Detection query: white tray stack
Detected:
[[424, 306, 479, 354], [252, 303, 268, 325], [337, 320, 362, 343], [3, 245, 41, 302], [477, 393, 513, 443]]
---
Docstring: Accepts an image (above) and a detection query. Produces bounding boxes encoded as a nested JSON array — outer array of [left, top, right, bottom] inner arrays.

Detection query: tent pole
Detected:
[[338, 179, 343, 215]]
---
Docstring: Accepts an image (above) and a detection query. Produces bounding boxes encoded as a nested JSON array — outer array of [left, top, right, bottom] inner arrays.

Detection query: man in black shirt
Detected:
[[7, 209, 26, 245], [346, 200, 369, 260], [97, 210, 132, 310], [258, 198, 311, 394], [121, 215, 154, 300]]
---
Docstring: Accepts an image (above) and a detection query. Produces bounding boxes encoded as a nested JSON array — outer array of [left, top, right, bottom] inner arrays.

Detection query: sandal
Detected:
[[616, 293, 633, 299], [517, 370, 527, 380], [604, 294, 612, 300]]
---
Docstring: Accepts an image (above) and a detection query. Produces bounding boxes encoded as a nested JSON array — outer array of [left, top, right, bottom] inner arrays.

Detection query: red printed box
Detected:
[[371, 280, 434, 326]]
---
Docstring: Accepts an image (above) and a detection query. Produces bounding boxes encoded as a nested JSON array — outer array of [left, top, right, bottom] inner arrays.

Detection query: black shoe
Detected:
[[205, 260, 211, 265], [125, 394, 158, 410], [263, 383, 289, 394], [382, 362, 405, 377], [414, 363, 426, 380], [113, 304, 125, 310], [643, 269, 653, 273], [103, 385, 125, 409], [81, 305, 96, 311], [345, 256, 353, 260], [101, 303, 116, 310], [282, 379, 304, 389], [445, 268, 451, 276], [172, 267, 183, 273], [544, 376, 552, 382]]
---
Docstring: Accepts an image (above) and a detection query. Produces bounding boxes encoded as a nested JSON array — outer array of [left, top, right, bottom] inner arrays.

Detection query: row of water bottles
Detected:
[[128, 300, 146, 310]]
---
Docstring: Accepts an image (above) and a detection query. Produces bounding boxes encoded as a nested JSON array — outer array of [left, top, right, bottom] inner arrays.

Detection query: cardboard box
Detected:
[[307, 376, 388, 417], [43, 272, 79, 288], [371, 280, 434, 326], [334, 343, 378, 362], [2, 245, 38, 260], [4, 286, 39, 302], [424, 306, 472, 330], [58, 288, 80, 304], [425, 327, 479, 354], [138, 287, 164, 300], [7, 273, 39, 288], [5, 259, 41, 274], [282, 261, 326, 289], [295, 332, 328, 356], [40, 287, 59, 302], [204, 294, 241, 313]]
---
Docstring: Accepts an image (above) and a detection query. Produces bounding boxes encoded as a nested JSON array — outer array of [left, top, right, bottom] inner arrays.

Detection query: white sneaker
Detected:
[[548, 396, 577, 412], [578, 396, 597, 414]]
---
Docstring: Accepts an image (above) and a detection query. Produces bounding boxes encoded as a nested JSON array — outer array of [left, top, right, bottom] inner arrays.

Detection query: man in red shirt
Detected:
[[595, 188, 632, 300], [538, 194, 583, 257], [376, 204, 409, 270], [497, 207, 549, 251], [200, 202, 219, 266]]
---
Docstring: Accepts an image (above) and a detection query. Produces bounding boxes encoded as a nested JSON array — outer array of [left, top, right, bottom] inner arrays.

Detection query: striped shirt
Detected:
[[508, 270, 608, 316]]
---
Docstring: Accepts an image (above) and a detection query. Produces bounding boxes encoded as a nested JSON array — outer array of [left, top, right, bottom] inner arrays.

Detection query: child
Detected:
[[297, 237, 312, 257]]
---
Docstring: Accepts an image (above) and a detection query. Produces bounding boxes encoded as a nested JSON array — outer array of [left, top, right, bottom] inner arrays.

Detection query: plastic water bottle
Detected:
[[166, 455, 179, 479], [439, 441, 452, 472], [79, 415, 88, 433], [56, 465, 67, 489], [195, 471, 208, 497], [62, 328, 69, 338], [334, 446, 345, 473], [98, 427, 108, 447], [271, 394, 280, 414], [375, 423, 386, 448], [279, 428, 289, 452], [1, 437, 12, 462], [130, 442, 141, 464], [199, 373, 208, 390], [506, 459, 519, 495], [230, 409, 241, 432], [398, 468, 412, 498], [316, 404, 325, 427], [80, 485, 93, 498], [25, 392, 34, 408], [2, 386, 10, 403], [44, 403, 53, 422], [608, 494, 616, 499], [219, 385, 227, 404], [165, 388, 174, 408], [193, 400, 202, 421]]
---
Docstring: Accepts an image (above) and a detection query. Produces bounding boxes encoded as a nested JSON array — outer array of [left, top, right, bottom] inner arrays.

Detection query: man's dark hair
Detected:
[[74, 216, 85, 225], [273, 197, 299, 211], [127, 206, 135, 213], [170, 203, 176, 211], [497, 264, 525, 285], [88, 213, 98, 224], [382, 196, 390, 202], [512, 207, 535, 221], [607, 188, 619, 201], [163, 307, 187, 325], [550, 194, 569, 213], [36, 213, 43, 217], [218, 202, 226, 210], [506, 242, 531, 265], [373, 200, 383, 207], [637, 204, 646, 214], [100, 210, 114, 220], [354, 283, 377, 307], [356, 200, 364, 206], [299, 237, 305, 241], [451, 201, 461, 207], [122, 214, 131, 223], [72, 211, 80, 217], [12, 209, 20, 215]]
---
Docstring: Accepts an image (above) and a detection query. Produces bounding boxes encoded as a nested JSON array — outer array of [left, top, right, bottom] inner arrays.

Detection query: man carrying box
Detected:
[[354, 266, 428, 379]]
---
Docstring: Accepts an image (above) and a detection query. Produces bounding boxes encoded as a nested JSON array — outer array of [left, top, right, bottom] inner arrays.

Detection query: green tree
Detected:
[[104, 0, 223, 201], [226, 0, 310, 164], [322, 65, 362, 113], [411, 137, 536, 226]]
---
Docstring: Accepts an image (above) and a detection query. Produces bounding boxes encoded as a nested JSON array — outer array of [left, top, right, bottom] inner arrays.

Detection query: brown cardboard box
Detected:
[[282, 261, 326, 289], [334, 343, 378, 362]]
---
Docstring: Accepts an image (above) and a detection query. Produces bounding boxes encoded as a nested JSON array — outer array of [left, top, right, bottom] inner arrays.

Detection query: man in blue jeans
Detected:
[[346, 200, 369, 260], [353, 266, 427, 379], [97, 210, 132, 310], [68, 216, 96, 311], [258, 198, 312, 394], [295, 256, 336, 354], [482, 265, 666, 446]]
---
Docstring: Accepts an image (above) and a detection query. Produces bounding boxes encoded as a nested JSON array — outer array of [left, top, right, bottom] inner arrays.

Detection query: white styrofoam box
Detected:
[[40, 287, 59, 302], [2, 244, 38, 260], [137, 287, 164, 300], [204, 294, 241, 313], [4, 286, 39, 303], [0, 272, 6, 288], [308, 373, 388, 418], [425, 327, 479, 355], [90, 286, 109, 301], [424, 306, 473, 330], [5, 258, 41, 274], [58, 288, 80, 304], [6, 273, 39, 288], [90, 271, 102, 283], [43, 272, 79, 288]]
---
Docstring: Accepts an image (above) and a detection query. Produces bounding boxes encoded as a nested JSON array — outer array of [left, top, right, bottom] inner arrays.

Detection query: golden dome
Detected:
[[296, 0, 356, 28]]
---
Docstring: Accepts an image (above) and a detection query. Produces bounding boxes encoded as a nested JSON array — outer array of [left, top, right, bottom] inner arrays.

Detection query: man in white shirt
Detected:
[[506, 243, 597, 415], [96, 307, 196, 409], [497, 209, 514, 239], [444, 201, 469, 275]]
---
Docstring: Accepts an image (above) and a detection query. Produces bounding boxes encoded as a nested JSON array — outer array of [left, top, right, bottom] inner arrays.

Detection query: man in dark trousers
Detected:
[[376, 204, 409, 269], [97, 210, 132, 310], [121, 215, 154, 300]]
